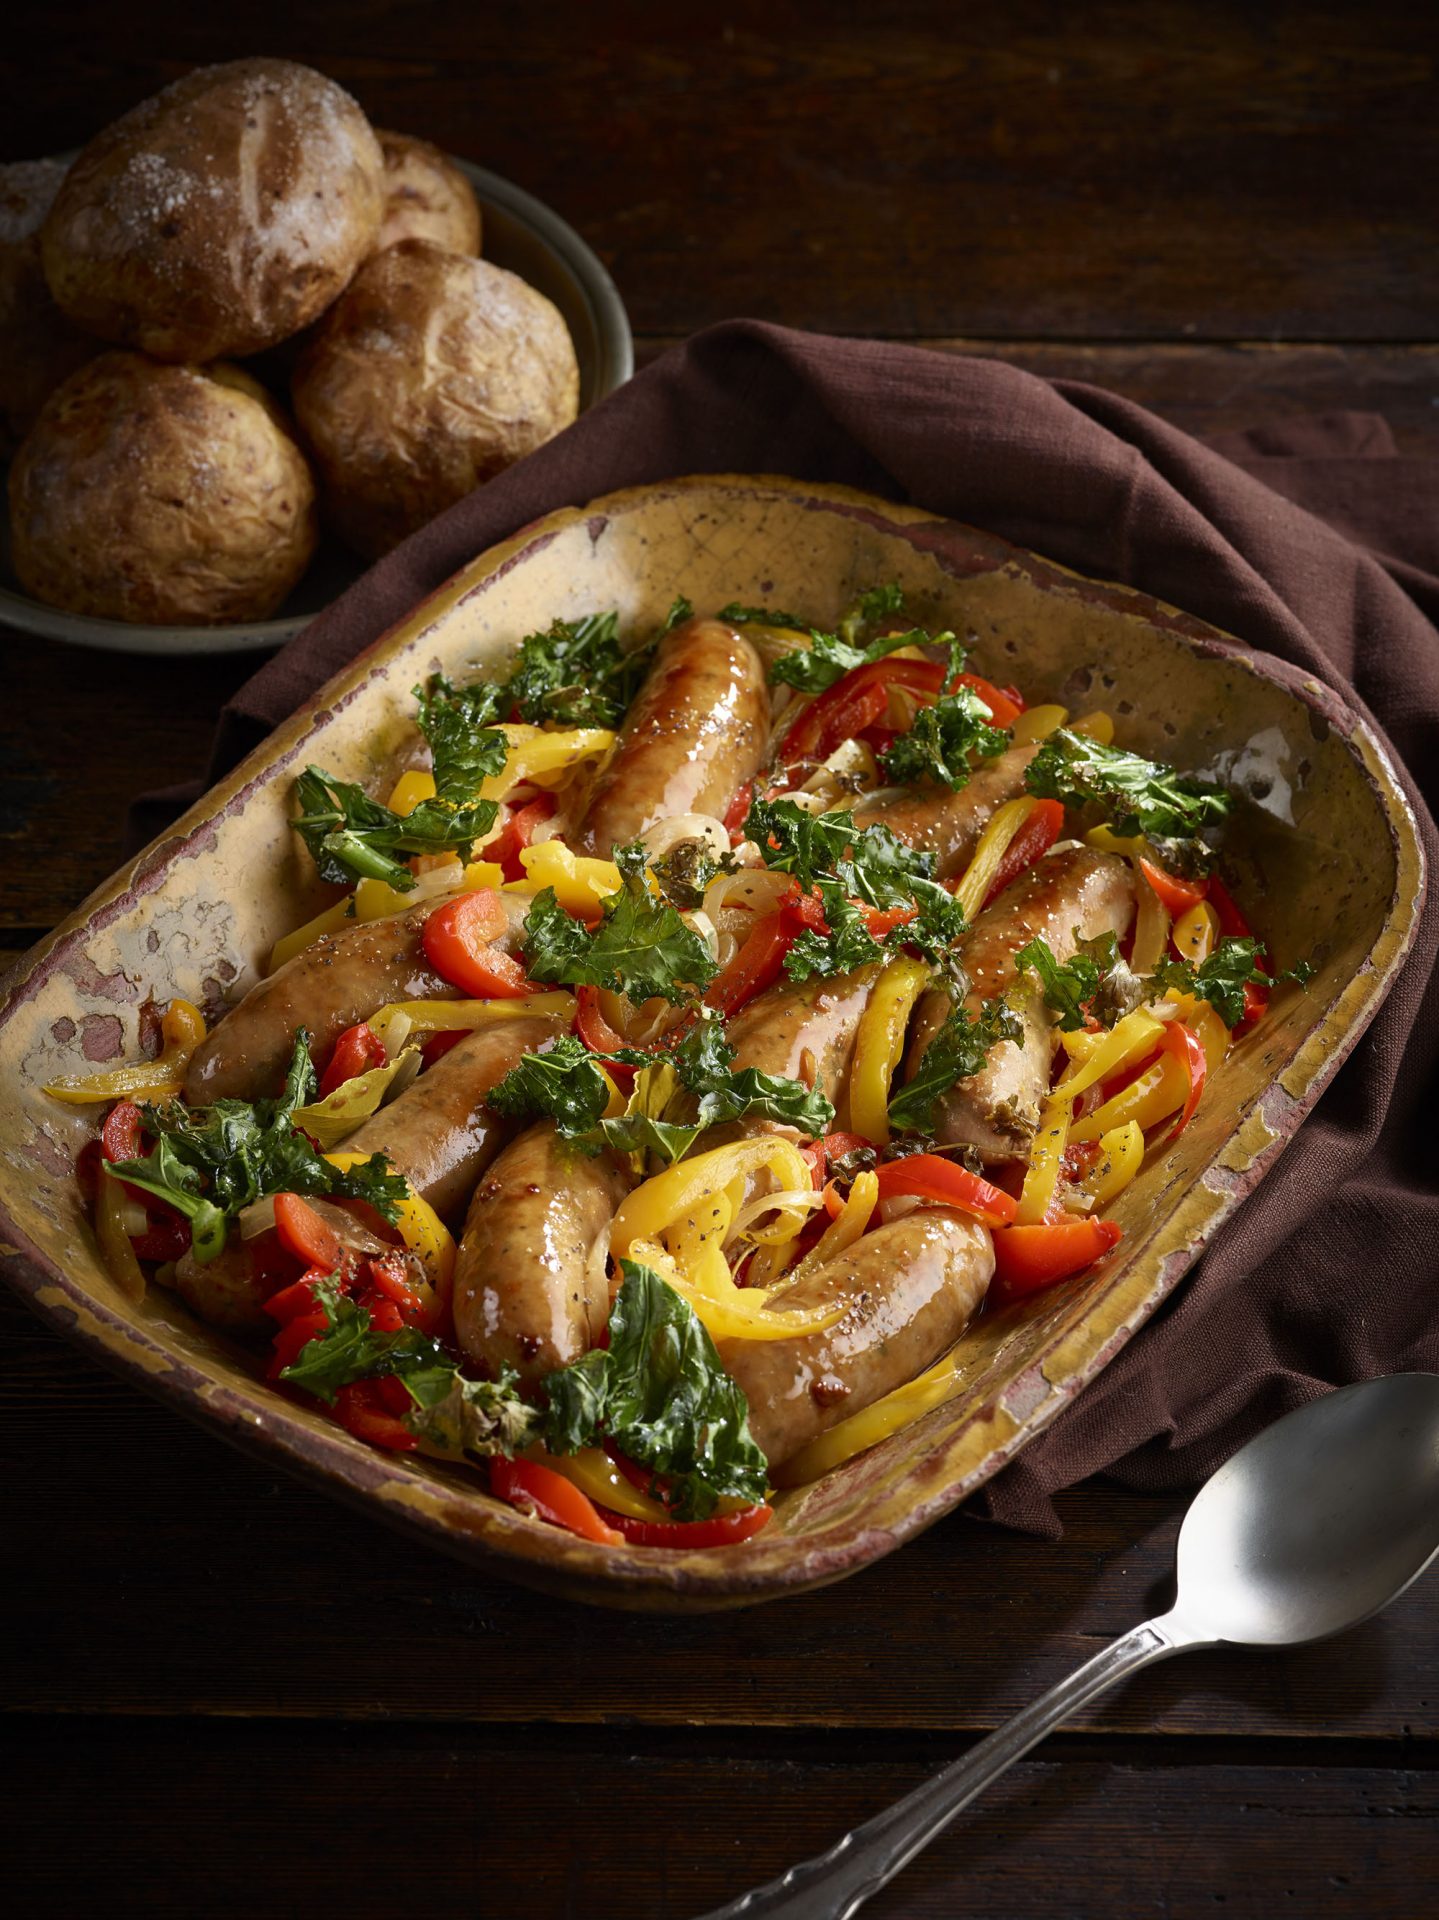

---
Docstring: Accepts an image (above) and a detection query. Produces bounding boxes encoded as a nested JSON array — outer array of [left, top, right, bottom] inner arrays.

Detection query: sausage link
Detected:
[[852, 742, 1039, 878], [905, 846, 1135, 1160], [567, 618, 770, 856], [184, 891, 529, 1106], [453, 1122, 632, 1382], [719, 1206, 994, 1467], [343, 1014, 567, 1223], [719, 964, 879, 1132]]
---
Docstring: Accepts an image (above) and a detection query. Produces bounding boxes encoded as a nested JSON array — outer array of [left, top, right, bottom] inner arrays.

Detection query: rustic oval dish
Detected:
[[0, 475, 1424, 1609]]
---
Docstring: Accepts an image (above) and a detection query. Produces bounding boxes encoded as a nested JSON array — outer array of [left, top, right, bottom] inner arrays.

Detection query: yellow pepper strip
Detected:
[[1008, 702, 1070, 747], [386, 769, 437, 815], [1014, 1097, 1072, 1224], [1084, 824, 1146, 859], [269, 897, 355, 972], [353, 859, 504, 924], [953, 797, 1038, 922], [788, 1170, 879, 1283], [1056, 1007, 1165, 1100], [46, 998, 207, 1106], [535, 1447, 672, 1523], [1079, 1120, 1146, 1208], [1163, 990, 1230, 1076], [1129, 855, 1172, 972], [775, 1343, 969, 1487], [626, 1236, 842, 1341], [366, 992, 575, 1057], [1070, 710, 1115, 744], [478, 724, 614, 802], [849, 953, 931, 1147], [324, 1150, 457, 1294], [292, 1047, 423, 1149], [612, 1138, 811, 1260], [95, 1169, 148, 1303], [1173, 899, 1220, 966], [1070, 1052, 1189, 1144], [503, 841, 623, 917]]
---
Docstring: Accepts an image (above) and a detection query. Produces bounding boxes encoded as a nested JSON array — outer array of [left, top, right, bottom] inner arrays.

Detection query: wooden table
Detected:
[[3, 8, 1436, 1914]]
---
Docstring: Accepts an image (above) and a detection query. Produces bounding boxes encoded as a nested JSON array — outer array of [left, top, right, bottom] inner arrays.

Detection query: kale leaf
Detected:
[[1024, 729, 1231, 860], [888, 996, 1025, 1136], [488, 1034, 615, 1137], [881, 684, 1012, 791], [522, 842, 718, 1005], [1149, 938, 1314, 1030], [292, 767, 498, 894], [1012, 929, 1144, 1033], [106, 1032, 406, 1264], [505, 610, 656, 729]]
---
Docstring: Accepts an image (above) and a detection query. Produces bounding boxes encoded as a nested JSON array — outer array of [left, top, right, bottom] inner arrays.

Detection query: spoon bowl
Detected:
[[1173, 1373, 1439, 1646]]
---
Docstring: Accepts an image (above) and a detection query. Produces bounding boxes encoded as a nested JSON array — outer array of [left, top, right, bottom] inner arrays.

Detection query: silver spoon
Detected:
[[700, 1372, 1439, 1920]]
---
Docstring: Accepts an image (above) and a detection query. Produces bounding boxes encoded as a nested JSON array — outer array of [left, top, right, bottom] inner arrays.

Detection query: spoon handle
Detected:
[[698, 1614, 1199, 1920]]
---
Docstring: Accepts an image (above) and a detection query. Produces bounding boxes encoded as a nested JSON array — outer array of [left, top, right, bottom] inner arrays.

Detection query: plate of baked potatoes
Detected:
[[0, 57, 632, 655]]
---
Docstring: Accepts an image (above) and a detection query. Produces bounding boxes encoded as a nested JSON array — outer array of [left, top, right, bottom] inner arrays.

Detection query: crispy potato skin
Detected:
[[372, 131, 482, 255], [292, 239, 579, 558], [8, 352, 317, 626], [0, 160, 98, 455], [41, 58, 384, 363]]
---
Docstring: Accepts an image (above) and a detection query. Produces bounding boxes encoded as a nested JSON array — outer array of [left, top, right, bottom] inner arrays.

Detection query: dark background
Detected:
[[2, 5, 1436, 1915]]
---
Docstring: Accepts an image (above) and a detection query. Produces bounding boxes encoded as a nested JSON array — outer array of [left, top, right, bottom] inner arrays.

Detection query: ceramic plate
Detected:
[[0, 475, 1424, 1609], [0, 157, 633, 658]]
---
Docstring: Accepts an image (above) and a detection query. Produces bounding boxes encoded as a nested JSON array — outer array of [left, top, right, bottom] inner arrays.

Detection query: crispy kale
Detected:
[[887, 996, 1025, 1137], [522, 843, 718, 1005]]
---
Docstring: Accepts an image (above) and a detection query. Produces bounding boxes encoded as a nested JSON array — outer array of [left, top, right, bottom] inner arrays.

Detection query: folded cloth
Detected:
[[133, 321, 1439, 1536]]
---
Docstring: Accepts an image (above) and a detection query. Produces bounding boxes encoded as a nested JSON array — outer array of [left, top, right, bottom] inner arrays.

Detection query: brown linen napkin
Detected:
[[134, 322, 1439, 1536]]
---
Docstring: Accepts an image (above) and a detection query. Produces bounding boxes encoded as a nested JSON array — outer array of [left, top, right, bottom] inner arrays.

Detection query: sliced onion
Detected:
[[119, 1200, 149, 1238], [383, 1047, 424, 1102], [686, 909, 721, 963], [877, 1193, 926, 1225], [702, 866, 795, 923], [724, 1185, 825, 1250], [239, 1195, 277, 1240], [641, 813, 733, 862]]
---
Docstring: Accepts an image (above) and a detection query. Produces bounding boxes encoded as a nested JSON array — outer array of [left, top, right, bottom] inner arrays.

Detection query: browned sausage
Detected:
[[567, 617, 770, 856], [905, 846, 1134, 1160], [719, 1206, 994, 1467], [184, 890, 529, 1106], [453, 1122, 632, 1382], [719, 964, 880, 1132], [851, 742, 1039, 878], [343, 1013, 568, 1223]]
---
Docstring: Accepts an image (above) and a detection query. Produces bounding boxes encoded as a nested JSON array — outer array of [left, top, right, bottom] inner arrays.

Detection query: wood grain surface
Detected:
[[2, 6, 1437, 1916]]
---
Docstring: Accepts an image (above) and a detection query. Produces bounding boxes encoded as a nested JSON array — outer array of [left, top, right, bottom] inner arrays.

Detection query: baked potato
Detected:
[[373, 131, 482, 255], [9, 351, 318, 625], [41, 58, 384, 363], [0, 160, 99, 455], [292, 238, 579, 558]]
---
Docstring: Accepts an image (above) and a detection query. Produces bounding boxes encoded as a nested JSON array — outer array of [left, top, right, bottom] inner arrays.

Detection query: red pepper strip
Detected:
[[263, 1266, 339, 1325], [802, 1128, 876, 1190], [990, 1218, 1123, 1301], [422, 1029, 468, 1066], [779, 659, 944, 766], [956, 672, 1025, 727], [863, 904, 917, 938], [979, 798, 1065, 910], [364, 1251, 427, 1322], [422, 889, 530, 999], [601, 1503, 774, 1549], [574, 984, 629, 1054], [489, 1456, 625, 1546], [874, 1154, 1018, 1227], [266, 1307, 329, 1378], [101, 1100, 146, 1163], [1163, 1021, 1208, 1142], [273, 1192, 345, 1273], [1137, 857, 1209, 919], [483, 794, 558, 883], [820, 1178, 845, 1221], [356, 1291, 405, 1334], [318, 1021, 387, 1099], [1099, 1045, 1164, 1106], [99, 1098, 193, 1247], [334, 1379, 418, 1452], [723, 780, 755, 836], [702, 913, 795, 1019]]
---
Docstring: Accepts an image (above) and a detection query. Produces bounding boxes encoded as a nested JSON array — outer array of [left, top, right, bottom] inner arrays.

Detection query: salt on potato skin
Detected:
[[40, 58, 384, 364]]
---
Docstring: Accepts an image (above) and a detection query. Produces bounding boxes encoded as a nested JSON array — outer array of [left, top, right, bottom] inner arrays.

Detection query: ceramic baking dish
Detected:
[[0, 475, 1424, 1609]]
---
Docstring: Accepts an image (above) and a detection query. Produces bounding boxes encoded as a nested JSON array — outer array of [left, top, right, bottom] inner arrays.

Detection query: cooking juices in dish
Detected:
[[48, 589, 1311, 1548]]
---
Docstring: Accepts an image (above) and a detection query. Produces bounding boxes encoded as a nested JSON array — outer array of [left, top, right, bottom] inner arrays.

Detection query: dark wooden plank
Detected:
[[3, 1293, 1435, 1738], [4, 1718, 1435, 1919], [1, 3, 1435, 341]]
